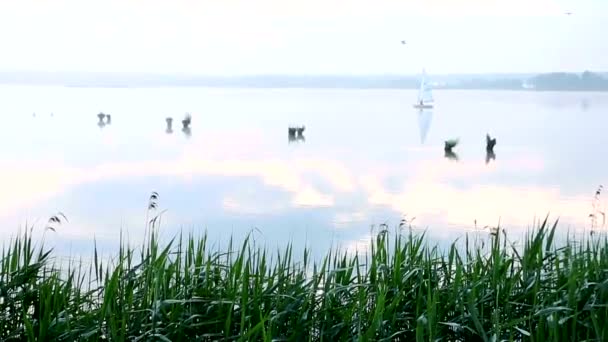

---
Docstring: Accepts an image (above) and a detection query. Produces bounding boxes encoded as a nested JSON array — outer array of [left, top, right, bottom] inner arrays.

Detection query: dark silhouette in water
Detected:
[[182, 126, 191, 138], [486, 134, 496, 152], [485, 134, 497, 164], [106, 114, 112, 125], [485, 150, 496, 164], [288, 133, 305, 143], [288, 126, 305, 136], [296, 126, 305, 137], [181, 113, 192, 138], [444, 149, 459, 161], [166, 117, 174, 134], [97, 112, 106, 129], [444, 139, 459, 161], [288, 125, 306, 143], [182, 113, 191, 129]]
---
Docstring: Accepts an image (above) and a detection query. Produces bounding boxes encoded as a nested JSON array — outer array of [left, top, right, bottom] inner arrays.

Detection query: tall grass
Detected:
[[1, 218, 607, 341]]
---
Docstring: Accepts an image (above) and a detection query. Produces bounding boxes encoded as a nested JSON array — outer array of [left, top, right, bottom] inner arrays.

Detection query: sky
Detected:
[[0, 0, 606, 75]]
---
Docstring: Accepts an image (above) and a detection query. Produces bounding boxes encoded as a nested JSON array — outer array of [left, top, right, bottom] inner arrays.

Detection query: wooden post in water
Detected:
[[97, 112, 106, 128], [181, 114, 192, 137], [166, 117, 174, 134]]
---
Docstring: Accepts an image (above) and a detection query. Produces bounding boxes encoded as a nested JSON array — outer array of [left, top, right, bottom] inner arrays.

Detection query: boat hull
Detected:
[[413, 104, 433, 109]]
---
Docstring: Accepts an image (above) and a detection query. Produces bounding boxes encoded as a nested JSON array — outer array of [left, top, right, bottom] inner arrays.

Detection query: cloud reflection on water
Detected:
[[0, 87, 605, 257], [0, 149, 595, 247]]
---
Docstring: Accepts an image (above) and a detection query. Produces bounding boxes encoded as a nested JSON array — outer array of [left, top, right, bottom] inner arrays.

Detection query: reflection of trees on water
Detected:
[[581, 98, 590, 111]]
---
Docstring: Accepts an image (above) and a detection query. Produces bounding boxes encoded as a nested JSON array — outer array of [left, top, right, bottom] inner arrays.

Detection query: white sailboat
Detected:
[[413, 69, 434, 109]]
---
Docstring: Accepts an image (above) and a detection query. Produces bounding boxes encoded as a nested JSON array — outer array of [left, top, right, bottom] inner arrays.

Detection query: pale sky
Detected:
[[0, 0, 606, 75]]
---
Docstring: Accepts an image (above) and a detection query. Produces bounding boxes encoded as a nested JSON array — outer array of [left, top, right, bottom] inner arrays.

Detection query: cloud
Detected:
[[360, 157, 591, 229], [0, 150, 353, 219], [0, 131, 598, 241]]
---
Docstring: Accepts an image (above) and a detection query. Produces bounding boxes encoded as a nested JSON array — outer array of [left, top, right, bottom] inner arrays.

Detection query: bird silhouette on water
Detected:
[[485, 134, 496, 164], [444, 138, 459, 161]]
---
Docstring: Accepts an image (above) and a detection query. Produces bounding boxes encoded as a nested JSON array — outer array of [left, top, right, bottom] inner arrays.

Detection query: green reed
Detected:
[[1, 218, 607, 341]]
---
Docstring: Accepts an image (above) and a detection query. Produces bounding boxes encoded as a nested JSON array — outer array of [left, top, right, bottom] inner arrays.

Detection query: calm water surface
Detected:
[[0, 86, 606, 255]]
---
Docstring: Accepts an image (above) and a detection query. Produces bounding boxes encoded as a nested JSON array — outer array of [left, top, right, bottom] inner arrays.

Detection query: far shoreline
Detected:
[[1, 70, 608, 91]]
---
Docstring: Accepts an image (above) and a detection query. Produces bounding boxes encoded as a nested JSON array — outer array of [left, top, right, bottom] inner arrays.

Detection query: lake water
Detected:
[[0, 85, 606, 255]]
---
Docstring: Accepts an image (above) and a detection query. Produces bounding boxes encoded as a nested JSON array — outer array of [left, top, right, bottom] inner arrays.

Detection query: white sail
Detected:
[[417, 70, 434, 104]]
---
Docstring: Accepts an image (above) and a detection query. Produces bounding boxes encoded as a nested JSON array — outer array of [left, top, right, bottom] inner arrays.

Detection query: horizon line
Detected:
[[0, 70, 606, 77]]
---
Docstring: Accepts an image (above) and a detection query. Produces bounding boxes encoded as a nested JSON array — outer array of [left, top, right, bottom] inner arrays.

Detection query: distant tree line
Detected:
[[441, 79, 523, 90], [529, 71, 608, 91], [1, 71, 607, 90], [439, 71, 608, 91]]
